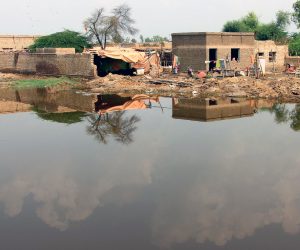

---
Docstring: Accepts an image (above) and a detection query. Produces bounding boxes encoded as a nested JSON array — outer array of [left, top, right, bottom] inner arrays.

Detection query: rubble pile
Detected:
[[84, 73, 300, 102], [1, 72, 300, 102]]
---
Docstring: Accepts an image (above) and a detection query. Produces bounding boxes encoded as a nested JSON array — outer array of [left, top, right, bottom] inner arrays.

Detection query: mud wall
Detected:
[[0, 35, 39, 51], [284, 56, 300, 68], [255, 40, 288, 72], [0, 53, 95, 77]]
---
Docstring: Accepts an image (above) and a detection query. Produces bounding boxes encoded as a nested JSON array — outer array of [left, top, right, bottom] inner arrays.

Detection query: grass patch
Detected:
[[14, 77, 80, 88]]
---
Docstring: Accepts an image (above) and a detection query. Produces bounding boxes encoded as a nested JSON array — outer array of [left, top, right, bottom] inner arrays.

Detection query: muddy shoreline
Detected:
[[79, 73, 300, 102], [1, 73, 300, 103]]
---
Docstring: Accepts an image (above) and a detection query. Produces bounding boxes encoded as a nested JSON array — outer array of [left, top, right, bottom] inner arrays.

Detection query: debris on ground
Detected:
[[1, 72, 300, 102], [81, 73, 300, 102]]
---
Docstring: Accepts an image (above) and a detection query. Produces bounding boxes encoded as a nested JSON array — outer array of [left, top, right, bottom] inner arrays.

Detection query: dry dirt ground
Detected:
[[83, 73, 300, 102], [0, 73, 26, 88], [1, 73, 300, 102]]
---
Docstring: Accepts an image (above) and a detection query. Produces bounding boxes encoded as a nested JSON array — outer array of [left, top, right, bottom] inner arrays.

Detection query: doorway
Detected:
[[209, 49, 217, 61], [209, 49, 217, 71]]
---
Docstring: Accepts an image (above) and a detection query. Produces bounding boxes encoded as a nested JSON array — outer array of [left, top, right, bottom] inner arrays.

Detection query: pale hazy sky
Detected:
[[0, 0, 297, 37]]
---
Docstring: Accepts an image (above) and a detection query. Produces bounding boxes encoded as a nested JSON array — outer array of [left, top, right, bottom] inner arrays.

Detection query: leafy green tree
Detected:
[[241, 12, 259, 31], [29, 30, 90, 53], [292, 0, 300, 28], [222, 11, 290, 43], [289, 33, 300, 55], [256, 22, 288, 43], [276, 10, 291, 29], [256, 11, 290, 43], [222, 12, 259, 32], [222, 20, 248, 32], [143, 36, 169, 43]]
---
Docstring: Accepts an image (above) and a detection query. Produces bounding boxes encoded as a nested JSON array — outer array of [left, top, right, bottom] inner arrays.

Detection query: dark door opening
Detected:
[[209, 49, 217, 71], [93, 55, 134, 77], [231, 48, 240, 61], [209, 49, 217, 61]]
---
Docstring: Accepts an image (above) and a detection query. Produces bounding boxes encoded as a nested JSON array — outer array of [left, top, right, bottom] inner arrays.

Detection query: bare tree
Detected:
[[84, 4, 138, 50]]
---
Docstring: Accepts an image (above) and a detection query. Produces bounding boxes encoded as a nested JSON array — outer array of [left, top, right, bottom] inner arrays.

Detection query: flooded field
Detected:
[[1, 89, 300, 250]]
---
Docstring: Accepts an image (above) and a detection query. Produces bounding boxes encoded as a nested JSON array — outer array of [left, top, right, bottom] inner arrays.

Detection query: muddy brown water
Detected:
[[0, 89, 300, 250]]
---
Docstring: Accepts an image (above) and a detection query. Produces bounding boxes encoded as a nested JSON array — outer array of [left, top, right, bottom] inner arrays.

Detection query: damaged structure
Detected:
[[91, 48, 161, 77]]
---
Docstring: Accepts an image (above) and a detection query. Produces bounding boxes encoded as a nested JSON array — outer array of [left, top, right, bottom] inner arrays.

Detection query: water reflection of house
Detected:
[[0, 101, 32, 114], [0, 88, 97, 114], [172, 98, 255, 122]]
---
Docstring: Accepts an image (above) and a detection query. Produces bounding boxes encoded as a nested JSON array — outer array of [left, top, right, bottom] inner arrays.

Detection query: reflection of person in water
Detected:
[[95, 94, 159, 114]]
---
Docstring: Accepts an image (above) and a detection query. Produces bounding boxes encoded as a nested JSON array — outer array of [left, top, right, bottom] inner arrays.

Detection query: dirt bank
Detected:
[[82, 73, 300, 102], [0, 73, 84, 90], [1, 73, 300, 102]]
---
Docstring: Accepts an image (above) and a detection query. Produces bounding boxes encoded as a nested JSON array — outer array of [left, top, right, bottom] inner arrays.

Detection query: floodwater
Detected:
[[1, 89, 300, 250]]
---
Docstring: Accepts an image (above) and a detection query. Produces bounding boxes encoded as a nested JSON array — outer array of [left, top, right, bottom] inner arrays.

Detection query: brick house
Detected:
[[0, 35, 39, 51], [172, 32, 255, 71]]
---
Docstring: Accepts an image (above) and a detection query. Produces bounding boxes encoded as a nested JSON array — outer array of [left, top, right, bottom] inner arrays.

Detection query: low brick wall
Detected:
[[285, 56, 300, 68], [0, 53, 95, 78]]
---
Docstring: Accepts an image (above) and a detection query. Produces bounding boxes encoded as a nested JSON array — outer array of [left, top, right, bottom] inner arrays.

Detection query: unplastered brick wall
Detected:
[[0, 53, 95, 77], [172, 32, 255, 71], [0, 54, 15, 69], [172, 33, 207, 71], [206, 33, 255, 70]]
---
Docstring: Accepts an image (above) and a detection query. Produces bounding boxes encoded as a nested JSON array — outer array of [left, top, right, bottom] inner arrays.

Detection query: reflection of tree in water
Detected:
[[290, 104, 300, 131], [35, 109, 87, 124], [268, 104, 290, 124], [263, 104, 300, 131], [86, 111, 140, 144]]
